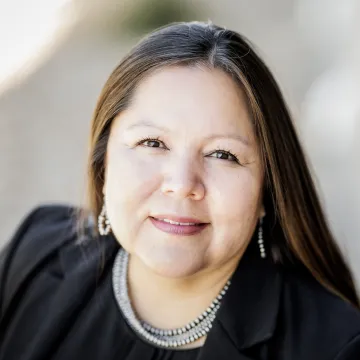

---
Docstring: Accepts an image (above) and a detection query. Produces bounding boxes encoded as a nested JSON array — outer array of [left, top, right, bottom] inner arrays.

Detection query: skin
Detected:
[[103, 65, 265, 348]]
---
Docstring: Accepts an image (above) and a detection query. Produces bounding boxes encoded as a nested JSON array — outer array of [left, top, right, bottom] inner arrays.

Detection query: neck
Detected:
[[127, 253, 241, 332]]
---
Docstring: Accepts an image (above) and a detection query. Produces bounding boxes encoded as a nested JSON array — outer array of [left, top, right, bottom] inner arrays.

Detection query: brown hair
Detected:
[[84, 21, 359, 308]]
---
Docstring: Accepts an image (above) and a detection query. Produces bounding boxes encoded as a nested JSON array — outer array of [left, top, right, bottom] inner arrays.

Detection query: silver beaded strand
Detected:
[[112, 248, 231, 349], [258, 217, 266, 258]]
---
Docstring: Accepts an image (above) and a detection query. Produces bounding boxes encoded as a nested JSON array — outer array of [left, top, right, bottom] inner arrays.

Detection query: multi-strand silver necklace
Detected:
[[112, 248, 231, 349]]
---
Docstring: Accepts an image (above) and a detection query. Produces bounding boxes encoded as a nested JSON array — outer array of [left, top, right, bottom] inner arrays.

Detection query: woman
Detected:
[[1, 21, 360, 360]]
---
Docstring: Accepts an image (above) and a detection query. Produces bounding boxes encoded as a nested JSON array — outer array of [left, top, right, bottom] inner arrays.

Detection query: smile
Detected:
[[160, 218, 199, 226], [149, 216, 208, 236]]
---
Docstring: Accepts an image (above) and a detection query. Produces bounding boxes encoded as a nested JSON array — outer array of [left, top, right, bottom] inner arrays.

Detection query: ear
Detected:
[[102, 166, 107, 196], [259, 204, 266, 218], [102, 176, 106, 197]]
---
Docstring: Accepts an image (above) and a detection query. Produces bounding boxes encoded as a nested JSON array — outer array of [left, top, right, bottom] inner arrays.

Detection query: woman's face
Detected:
[[104, 66, 265, 278]]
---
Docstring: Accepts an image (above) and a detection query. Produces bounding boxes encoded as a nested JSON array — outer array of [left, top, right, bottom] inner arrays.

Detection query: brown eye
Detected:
[[137, 137, 167, 149], [209, 150, 239, 163], [144, 140, 162, 148]]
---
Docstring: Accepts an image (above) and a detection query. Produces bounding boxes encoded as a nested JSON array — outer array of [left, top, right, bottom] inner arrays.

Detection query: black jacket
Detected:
[[1, 205, 360, 359]]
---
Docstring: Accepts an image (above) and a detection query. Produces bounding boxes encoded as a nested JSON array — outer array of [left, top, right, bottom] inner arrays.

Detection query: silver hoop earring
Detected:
[[258, 217, 266, 259], [98, 199, 111, 236]]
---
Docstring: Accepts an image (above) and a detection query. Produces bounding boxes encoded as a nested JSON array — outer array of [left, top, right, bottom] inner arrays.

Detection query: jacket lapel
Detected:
[[198, 318, 257, 360], [198, 241, 283, 359]]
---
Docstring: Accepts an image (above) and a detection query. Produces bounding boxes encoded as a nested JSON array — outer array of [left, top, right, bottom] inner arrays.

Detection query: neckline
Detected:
[[112, 248, 223, 350], [117, 299, 203, 353]]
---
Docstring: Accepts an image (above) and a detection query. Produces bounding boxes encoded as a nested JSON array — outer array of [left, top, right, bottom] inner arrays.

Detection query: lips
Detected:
[[152, 214, 204, 224], [149, 216, 208, 236]]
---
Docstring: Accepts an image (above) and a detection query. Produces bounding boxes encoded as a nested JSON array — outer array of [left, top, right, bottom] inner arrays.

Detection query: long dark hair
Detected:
[[83, 21, 359, 308]]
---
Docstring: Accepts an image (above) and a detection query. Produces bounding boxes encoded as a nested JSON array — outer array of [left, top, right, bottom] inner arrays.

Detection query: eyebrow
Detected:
[[126, 121, 169, 132], [205, 134, 251, 147], [127, 121, 251, 147]]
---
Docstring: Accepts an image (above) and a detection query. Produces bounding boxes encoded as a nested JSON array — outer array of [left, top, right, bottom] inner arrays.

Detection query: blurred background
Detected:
[[0, 0, 359, 284]]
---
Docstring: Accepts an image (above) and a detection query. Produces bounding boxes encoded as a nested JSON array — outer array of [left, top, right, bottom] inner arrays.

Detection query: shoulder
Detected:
[[278, 266, 360, 359], [0, 204, 111, 317], [1, 204, 80, 273], [3, 204, 79, 248]]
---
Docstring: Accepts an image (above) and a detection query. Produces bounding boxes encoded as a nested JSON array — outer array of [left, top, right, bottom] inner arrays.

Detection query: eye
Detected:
[[136, 137, 167, 149], [208, 149, 239, 163]]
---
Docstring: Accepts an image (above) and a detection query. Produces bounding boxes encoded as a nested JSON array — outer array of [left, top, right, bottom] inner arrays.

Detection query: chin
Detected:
[[140, 250, 205, 278]]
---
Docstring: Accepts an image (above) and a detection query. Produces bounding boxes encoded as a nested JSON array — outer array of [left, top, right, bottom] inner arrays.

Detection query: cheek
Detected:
[[207, 167, 263, 248], [104, 147, 161, 234], [105, 147, 159, 198], [209, 167, 262, 214]]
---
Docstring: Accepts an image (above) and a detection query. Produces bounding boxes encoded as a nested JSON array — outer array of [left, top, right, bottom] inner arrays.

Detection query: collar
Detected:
[[199, 241, 283, 359]]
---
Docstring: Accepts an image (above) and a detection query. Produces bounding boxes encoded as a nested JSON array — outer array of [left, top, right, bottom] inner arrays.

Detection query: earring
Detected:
[[98, 199, 111, 236], [258, 217, 266, 258]]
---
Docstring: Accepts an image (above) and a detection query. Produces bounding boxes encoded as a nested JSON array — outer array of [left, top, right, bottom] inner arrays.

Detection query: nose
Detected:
[[161, 155, 205, 201]]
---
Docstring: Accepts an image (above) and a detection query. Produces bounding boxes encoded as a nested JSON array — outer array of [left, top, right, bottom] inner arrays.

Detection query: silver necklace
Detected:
[[112, 248, 231, 349]]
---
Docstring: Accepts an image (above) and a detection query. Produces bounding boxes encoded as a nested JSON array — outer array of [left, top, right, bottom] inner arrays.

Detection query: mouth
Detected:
[[149, 216, 209, 236]]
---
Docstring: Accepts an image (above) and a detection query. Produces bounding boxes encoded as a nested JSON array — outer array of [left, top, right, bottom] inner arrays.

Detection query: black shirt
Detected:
[[1, 205, 360, 360]]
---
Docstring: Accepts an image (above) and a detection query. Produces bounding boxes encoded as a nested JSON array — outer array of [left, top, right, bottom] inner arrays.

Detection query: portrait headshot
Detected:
[[1, 2, 360, 359]]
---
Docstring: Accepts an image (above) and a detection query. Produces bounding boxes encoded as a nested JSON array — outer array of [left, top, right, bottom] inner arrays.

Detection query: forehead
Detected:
[[121, 66, 254, 139]]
